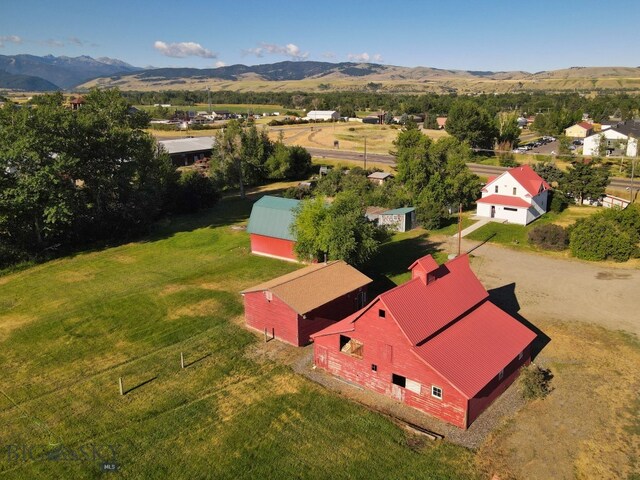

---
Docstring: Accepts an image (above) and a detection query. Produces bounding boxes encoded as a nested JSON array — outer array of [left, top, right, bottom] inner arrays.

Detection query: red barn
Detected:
[[246, 196, 300, 262], [311, 254, 537, 429], [241, 261, 372, 346]]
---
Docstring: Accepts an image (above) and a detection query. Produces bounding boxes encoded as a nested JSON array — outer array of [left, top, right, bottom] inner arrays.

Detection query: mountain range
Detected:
[[3, 54, 640, 94], [0, 54, 141, 90]]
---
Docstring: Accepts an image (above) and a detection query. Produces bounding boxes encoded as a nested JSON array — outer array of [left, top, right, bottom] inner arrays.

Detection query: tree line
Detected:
[[121, 90, 640, 123], [0, 90, 220, 269]]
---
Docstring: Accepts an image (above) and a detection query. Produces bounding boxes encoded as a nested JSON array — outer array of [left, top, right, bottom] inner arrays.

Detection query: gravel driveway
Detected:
[[449, 238, 640, 337]]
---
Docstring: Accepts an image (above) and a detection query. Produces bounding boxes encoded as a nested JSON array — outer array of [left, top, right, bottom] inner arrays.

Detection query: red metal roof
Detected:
[[408, 255, 439, 274], [506, 165, 550, 196], [380, 255, 488, 345], [477, 194, 531, 208], [577, 121, 593, 130], [414, 301, 537, 398]]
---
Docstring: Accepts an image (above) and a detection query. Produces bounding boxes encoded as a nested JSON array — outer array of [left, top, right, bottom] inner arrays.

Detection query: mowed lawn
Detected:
[[0, 194, 478, 479]]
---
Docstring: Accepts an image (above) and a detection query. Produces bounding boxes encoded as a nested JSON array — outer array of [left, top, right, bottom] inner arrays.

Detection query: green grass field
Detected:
[[465, 206, 598, 252], [0, 193, 478, 479]]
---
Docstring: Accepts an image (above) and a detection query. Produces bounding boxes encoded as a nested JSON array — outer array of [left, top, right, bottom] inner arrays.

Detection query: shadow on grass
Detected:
[[183, 352, 211, 368], [488, 283, 551, 360], [124, 376, 158, 395], [363, 233, 444, 297]]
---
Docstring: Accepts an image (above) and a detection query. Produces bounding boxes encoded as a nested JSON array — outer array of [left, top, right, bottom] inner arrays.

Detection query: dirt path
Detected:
[[443, 237, 640, 337]]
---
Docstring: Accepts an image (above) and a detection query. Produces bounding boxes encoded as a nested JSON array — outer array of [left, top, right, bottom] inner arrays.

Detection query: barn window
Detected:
[[513, 187, 517, 195], [378, 309, 386, 318], [498, 369, 504, 381], [264, 291, 272, 302], [431, 386, 443, 399], [371, 364, 378, 372], [494, 185, 499, 193], [405, 378, 421, 394], [392, 374, 406, 388], [339, 335, 363, 358]]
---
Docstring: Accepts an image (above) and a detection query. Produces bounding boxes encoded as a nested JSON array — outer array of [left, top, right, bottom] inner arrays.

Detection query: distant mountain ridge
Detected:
[[3, 55, 640, 94], [0, 54, 142, 90]]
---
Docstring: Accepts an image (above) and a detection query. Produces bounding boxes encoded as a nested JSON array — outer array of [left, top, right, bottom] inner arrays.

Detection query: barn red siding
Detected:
[[313, 301, 468, 428], [466, 345, 532, 426], [243, 291, 299, 345], [249, 234, 297, 261], [244, 287, 368, 347]]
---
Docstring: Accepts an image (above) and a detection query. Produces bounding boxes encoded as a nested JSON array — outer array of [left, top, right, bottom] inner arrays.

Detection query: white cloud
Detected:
[[46, 39, 65, 48], [154, 41, 217, 59], [322, 52, 336, 59], [347, 52, 383, 63], [215, 61, 226, 68], [243, 42, 308, 61], [0, 35, 22, 47]]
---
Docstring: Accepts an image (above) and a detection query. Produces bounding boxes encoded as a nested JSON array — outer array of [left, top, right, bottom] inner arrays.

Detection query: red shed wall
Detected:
[[243, 291, 299, 346], [467, 344, 532, 426], [298, 287, 367, 345], [250, 234, 297, 261], [313, 301, 468, 428]]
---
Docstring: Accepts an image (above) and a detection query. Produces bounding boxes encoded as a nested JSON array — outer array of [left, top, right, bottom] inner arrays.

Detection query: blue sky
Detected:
[[2, 0, 640, 71]]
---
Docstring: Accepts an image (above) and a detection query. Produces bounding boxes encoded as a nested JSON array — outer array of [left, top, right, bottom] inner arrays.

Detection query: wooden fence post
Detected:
[[264, 328, 267, 342], [118, 377, 124, 396], [181, 352, 185, 369]]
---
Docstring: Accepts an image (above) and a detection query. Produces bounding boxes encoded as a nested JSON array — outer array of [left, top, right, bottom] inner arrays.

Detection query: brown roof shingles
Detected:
[[241, 261, 372, 315]]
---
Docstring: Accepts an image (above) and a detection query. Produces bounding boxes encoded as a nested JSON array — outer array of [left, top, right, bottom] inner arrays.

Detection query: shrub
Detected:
[[570, 217, 635, 262], [498, 154, 519, 167], [519, 364, 552, 400], [549, 190, 569, 213], [528, 224, 568, 251], [168, 170, 220, 214]]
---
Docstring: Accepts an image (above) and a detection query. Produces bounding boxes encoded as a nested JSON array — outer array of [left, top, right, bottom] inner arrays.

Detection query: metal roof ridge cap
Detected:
[[266, 261, 343, 292]]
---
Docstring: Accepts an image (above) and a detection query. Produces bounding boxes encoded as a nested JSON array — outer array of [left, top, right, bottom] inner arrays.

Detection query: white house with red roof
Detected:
[[476, 164, 550, 225], [311, 254, 537, 429]]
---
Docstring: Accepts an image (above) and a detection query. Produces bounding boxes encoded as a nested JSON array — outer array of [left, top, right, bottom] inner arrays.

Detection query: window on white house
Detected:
[[494, 185, 499, 193], [504, 207, 518, 212], [431, 386, 443, 399], [339, 335, 363, 358], [513, 187, 517, 195], [498, 369, 504, 381]]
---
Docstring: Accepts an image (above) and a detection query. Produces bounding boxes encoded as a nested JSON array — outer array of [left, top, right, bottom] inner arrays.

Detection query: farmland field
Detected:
[[0, 190, 478, 479], [1, 186, 639, 479]]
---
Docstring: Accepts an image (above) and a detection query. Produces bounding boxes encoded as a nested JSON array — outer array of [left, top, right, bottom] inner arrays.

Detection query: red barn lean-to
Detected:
[[311, 254, 537, 429], [241, 261, 372, 346]]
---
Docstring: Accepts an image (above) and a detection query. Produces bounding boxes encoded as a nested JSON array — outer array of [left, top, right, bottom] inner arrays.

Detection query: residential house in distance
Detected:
[[582, 121, 640, 157], [306, 110, 339, 121], [602, 194, 631, 209], [436, 117, 447, 129], [367, 171, 393, 185], [378, 207, 417, 232], [564, 122, 593, 138], [246, 196, 300, 262], [311, 254, 537, 429], [241, 261, 372, 346], [211, 110, 233, 120], [476, 165, 550, 225], [158, 136, 215, 166]]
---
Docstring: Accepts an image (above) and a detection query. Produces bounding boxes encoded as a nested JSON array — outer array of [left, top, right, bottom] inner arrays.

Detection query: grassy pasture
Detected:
[[0, 192, 478, 479]]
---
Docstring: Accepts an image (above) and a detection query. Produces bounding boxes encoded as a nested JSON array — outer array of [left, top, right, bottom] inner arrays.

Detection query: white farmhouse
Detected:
[[305, 110, 339, 121], [476, 165, 550, 225], [583, 127, 638, 157]]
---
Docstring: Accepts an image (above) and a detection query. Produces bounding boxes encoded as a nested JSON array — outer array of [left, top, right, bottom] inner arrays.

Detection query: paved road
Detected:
[[306, 147, 637, 190]]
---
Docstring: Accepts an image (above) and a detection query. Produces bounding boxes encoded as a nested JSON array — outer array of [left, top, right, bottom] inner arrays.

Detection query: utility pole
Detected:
[[207, 87, 211, 113], [457, 203, 462, 257], [630, 157, 636, 203], [364, 136, 367, 170]]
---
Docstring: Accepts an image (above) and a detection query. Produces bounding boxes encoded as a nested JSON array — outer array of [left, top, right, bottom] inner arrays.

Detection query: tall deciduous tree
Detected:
[[560, 161, 610, 204], [445, 100, 498, 150], [291, 192, 381, 266]]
